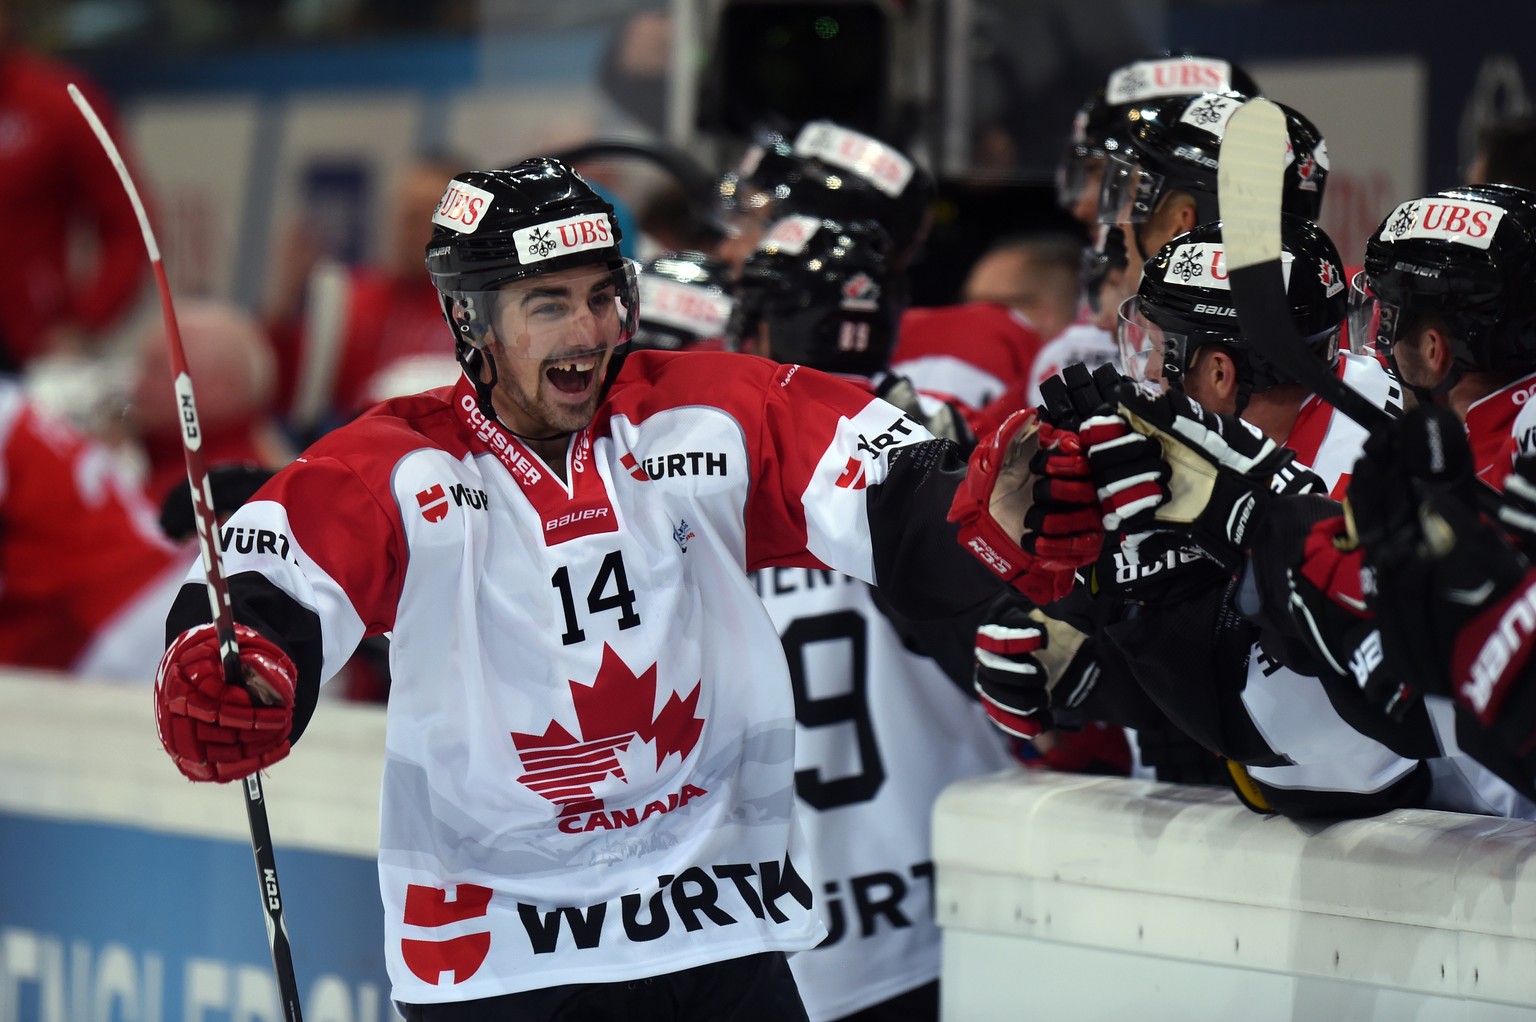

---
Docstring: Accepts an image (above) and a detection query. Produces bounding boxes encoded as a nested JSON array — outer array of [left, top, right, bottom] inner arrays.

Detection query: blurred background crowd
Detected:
[[1, 0, 1534, 720]]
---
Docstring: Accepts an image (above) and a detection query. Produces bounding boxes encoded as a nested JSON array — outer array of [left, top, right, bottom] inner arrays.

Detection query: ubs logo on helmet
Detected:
[[512, 213, 614, 264], [1378, 198, 1505, 250], [433, 180, 496, 235]]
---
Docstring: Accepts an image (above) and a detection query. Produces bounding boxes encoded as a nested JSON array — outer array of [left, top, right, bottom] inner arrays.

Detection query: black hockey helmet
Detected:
[[779, 119, 936, 268], [729, 215, 901, 378], [1058, 53, 1260, 213], [1098, 92, 1328, 248], [634, 251, 736, 352], [424, 159, 639, 418], [1356, 183, 1536, 383], [1119, 215, 1345, 409], [715, 119, 810, 226]]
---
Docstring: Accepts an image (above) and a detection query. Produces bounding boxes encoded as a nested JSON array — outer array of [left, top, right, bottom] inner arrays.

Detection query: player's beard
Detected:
[[492, 348, 611, 441]]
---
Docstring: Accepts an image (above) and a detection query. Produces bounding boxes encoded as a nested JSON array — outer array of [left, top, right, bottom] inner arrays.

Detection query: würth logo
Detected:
[[511, 645, 707, 833], [401, 882, 493, 985], [835, 457, 868, 489], [417, 484, 449, 523], [621, 450, 728, 481]]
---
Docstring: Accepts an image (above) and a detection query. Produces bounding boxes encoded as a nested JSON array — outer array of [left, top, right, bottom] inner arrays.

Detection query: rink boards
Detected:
[[4, 671, 1536, 1021], [0, 672, 391, 1022]]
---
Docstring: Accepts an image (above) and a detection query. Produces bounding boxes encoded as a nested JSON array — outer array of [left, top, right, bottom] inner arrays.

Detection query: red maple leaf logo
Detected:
[[510, 645, 704, 816]]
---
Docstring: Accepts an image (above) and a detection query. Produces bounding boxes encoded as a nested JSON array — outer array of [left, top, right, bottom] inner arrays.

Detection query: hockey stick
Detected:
[[67, 85, 305, 1022], [1219, 98, 1514, 718], [1219, 98, 1503, 516], [1218, 99, 1396, 433]]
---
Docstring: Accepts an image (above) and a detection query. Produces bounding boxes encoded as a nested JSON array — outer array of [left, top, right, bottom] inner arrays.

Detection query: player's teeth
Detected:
[[553, 360, 597, 372]]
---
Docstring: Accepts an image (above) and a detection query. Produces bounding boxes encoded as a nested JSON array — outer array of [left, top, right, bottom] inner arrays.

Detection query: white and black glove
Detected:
[[974, 594, 1099, 739], [1086, 385, 1313, 571]]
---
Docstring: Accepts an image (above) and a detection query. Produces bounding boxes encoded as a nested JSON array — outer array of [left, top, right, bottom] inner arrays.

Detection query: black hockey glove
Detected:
[[1093, 384, 1312, 572], [1496, 453, 1536, 552], [158, 463, 278, 542], [1282, 513, 1399, 710], [1043, 363, 1173, 546], [1346, 404, 1529, 712], [875, 373, 976, 451], [1037, 360, 1124, 431], [973, 593, 1099, 739]]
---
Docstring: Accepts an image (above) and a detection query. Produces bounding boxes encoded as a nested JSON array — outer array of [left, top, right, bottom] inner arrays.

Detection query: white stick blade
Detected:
[[1218, 97, 1288, 271]]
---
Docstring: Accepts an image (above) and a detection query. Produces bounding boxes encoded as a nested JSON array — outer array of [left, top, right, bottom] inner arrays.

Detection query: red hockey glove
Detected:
[[155, 622, 297, 782], [949, 408, 1102, 605]]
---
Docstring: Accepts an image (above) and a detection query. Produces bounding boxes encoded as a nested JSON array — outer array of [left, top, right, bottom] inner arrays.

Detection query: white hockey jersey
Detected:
[[168, 351, 1001, 1005], [752, 566, 1011, 1020]]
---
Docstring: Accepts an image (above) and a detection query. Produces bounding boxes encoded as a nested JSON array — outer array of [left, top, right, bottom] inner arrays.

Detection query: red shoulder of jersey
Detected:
[[256, 386, 466, 633], [890, 302, 1044, 379]]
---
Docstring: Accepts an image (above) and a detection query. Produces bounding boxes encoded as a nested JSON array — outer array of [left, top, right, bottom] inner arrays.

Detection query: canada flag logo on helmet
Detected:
[[840, 272, 881, 312], [1318, 260, 1343, 298], [1295, 154, 1320, 192]]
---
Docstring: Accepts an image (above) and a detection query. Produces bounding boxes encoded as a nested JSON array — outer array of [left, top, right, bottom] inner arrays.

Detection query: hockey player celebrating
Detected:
[[1199, 184, 1536, 802], [1349, 183, 1536, 475], [730, 212, 1016, 1020], [151, 159, 1090, 1018], [976, 214, 1532, 817], [1057, 53, 1262, 229]]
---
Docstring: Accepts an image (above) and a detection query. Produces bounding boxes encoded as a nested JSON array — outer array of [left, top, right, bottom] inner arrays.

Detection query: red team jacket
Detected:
[[0, 51, 145, 367], [889, 302, 1046, 411], [164, 351, 1001, 1003], [0, 380, 184, 677]]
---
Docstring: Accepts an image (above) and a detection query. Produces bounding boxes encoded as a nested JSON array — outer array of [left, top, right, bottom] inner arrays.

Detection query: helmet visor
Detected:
[[1099, 151, 1165, 226], [1056, 150, 1107, 212], [450, 261, 639, 360], [1116, 295, 1189, 392], [1346, 269, 1401, 361]]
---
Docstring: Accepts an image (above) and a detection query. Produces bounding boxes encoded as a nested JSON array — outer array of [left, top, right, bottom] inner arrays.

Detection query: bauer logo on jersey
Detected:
[[510, 645, 708, 833], [1378, 198, 1505, 250], [432, 179, 496, 234], [512, 212, 615, 264], [1104, 58, 1232, 104], [760, 215, 822, 256], [1164, 243, 1293, 291], [1178, 93, 1244, 137], [794, 120, 914, 197], [640, 277, 733, 337]]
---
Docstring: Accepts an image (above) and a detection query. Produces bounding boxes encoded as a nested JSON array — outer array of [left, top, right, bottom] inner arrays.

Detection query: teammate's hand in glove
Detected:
[[1100, 385, 1303, 571], [973, 594, 1098, 739], [950, 408, 1102, 605], [1347, 404, 1528, 713], [155, 623, 297, 782], [1037, 361, 1123, 431], [1496, 453, 1536, 552], [1283, 515, 1399, 709], [158, 463, 277, 542]]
